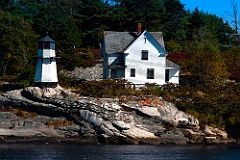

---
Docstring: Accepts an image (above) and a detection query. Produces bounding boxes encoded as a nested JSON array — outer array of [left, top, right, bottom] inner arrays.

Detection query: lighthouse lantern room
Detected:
[[34, 33, 58, 88]]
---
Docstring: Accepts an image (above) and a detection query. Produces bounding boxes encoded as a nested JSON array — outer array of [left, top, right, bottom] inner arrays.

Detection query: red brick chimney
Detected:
[[137, 23, 142, 35]]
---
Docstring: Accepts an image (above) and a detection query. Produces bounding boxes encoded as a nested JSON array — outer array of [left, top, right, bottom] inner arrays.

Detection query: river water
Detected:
[[0, 143, 239, 160]]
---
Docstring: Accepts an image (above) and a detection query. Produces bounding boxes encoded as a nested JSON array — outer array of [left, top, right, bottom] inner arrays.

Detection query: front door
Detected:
[[165, 69, 169, 82], [111, 69, 117, 78]]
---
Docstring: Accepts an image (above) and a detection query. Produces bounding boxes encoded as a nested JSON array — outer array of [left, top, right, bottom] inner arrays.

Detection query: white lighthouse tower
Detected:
[[34, 33, 58, 88]]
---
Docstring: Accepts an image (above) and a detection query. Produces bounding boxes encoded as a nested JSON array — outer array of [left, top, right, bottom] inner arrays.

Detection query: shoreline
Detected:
[[0, 135, 237, 146], [0, 136, 98, 145]]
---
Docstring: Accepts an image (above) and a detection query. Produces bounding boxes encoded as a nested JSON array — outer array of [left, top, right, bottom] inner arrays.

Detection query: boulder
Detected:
[[203, 125, 228, 139]]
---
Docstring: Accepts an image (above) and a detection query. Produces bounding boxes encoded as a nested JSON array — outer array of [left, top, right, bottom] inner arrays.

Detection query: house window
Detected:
[[130, 68, 135, 77], [165, 69, 169, 82], [142, 50, 148, 60], [147, 68, 154, 79]]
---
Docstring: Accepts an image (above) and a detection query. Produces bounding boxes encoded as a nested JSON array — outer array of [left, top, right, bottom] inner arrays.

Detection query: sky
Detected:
[[180, 0, 235, 22]]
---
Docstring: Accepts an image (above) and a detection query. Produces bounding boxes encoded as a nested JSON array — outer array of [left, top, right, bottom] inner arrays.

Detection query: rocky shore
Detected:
[[0, 85, 235, 145]]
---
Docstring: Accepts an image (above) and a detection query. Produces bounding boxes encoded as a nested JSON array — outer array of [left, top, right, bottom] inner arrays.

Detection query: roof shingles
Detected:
[[104, 31, 137, 53], [103, 31, 164, 54]]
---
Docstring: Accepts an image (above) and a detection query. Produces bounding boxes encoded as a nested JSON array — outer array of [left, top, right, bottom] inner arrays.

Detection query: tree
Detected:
[[109, 0, 165, 32], [188, 29, 229, 88], [186, 7, 205, 40], [75, 0, 111, 47], [0, 10, 37, 78], [5, 0, 40, 24], [231, 0, 240, 47], [232, 1, 239, 35], [162, 0, 187, 41], [0, 0, 14, 10], [32, 1, 70, 37], [107, 0, 128, 31], [203, 14, 235, 47]]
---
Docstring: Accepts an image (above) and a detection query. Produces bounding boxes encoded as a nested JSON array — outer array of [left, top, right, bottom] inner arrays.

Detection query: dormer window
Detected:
[[142, 50, 148, 60]]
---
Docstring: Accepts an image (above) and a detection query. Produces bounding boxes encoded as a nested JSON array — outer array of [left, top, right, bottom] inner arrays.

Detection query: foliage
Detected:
[[152, 82, 239, 131], [187, 27, 230, 87], [59, 49, 85, 71], [86, 49, 94, 60], [165, 40, 182, 53], [58, 48, 100, 71], [162, 0, 187, 41], [58, 73, 78, 88], [109, 0, 166, 32], [76, 79, 132, 97], [73, 79, 166, 98], [15, 109, 38, 118], [223, 47, 240, 56], [0, 9, 37, 78], [45, 120, 74, 128], [186, 7, 204, 40]]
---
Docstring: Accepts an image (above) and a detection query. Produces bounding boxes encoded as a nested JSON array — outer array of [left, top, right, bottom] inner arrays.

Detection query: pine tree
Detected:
[[110, 0, 165, 31], [162, 0, 187, 41]]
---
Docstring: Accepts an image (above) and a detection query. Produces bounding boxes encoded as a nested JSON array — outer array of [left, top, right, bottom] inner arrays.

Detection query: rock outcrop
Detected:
[[59, 64, 103, 81], [0, 86, 234, 145]]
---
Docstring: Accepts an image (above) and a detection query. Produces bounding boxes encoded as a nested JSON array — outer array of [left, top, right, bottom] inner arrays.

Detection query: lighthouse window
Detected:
[[43, 42, 50, 49], [38, 42, 50, 49]]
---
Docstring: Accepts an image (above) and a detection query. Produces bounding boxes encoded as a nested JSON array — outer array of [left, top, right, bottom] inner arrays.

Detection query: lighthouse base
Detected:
[[34, 82, 58, 88]]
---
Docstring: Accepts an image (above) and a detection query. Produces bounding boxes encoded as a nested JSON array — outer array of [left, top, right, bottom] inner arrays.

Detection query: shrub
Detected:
[[165, 40, 182, 53], [75, 79, 169, 98], [15, 109, 38, 118], [45, 120, 74, 128], [76, 79, 130, 97]]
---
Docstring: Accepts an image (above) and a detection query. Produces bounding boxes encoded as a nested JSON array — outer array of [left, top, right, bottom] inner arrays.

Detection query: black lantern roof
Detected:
[[39, 33, 55, 42]]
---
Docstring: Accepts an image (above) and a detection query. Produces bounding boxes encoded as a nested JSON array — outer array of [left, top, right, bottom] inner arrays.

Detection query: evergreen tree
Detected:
[[162, 0, 187, 41], [204, 15, 235, 47], [32, 1, 69, 37], [186, 7, 205, 40], [0, 0, 14, 10], [107, 0, 128, 31], [110, 0, 165, 32], [74, 0, 111, 47], [6, 0, 40, 24]]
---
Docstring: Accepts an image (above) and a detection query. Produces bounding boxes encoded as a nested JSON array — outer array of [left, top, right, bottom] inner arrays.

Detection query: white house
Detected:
[[101, 26, 180, 86], [34, 33, 58, 88]]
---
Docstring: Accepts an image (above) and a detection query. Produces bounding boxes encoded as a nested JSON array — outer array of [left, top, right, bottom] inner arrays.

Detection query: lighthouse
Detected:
[[34, 33, 58, 88]]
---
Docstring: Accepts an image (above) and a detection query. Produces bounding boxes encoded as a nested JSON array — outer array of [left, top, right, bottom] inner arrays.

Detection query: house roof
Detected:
[[166, 59, 180, 69], [103, 31, 165, 54], [149, 32, 165, 48]]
